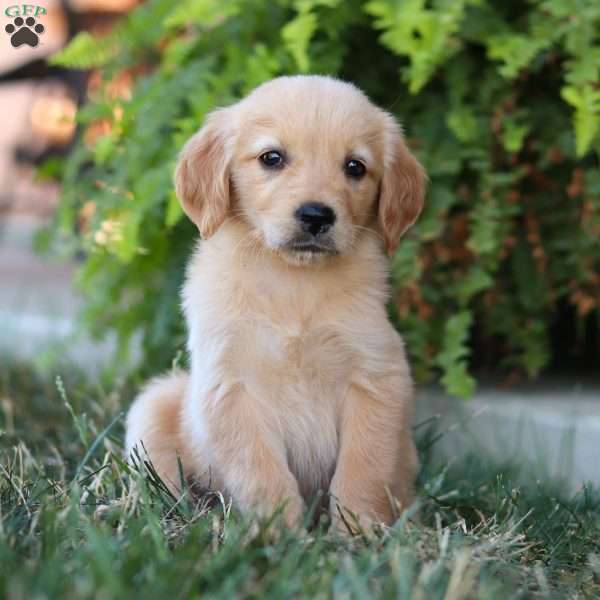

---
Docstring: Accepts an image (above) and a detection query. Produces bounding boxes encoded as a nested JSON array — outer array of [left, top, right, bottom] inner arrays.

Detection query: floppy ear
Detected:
[[174, 109, 232, 238], [378, 117, 426, 256]]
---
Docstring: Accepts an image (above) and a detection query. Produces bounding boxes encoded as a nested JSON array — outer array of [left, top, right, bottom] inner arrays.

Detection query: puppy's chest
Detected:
[[229, 319, 348, 497], [232, 319, 353, 396]]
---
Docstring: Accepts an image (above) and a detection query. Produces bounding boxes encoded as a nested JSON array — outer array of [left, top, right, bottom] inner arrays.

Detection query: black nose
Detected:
[[295, 202, 336, 236]]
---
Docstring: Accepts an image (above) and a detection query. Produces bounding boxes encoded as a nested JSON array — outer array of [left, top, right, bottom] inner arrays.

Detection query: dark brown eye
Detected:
[[344, 158, 366, 179], [259, 150, 284, 169]]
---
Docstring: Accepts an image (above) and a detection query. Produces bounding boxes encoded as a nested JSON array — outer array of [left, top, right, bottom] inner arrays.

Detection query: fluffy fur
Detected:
[[125, 75, 426, 532]]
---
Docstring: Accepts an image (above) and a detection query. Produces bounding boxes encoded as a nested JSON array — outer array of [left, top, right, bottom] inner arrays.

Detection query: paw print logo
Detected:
[[5, 16, 45, 48]]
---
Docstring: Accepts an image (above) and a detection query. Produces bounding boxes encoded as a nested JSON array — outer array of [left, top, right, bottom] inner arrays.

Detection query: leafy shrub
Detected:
[[48, 0, 600, 396]]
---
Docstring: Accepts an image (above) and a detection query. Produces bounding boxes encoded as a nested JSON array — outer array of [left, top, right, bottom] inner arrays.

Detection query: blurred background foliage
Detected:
[[44, 0, 600, 396]]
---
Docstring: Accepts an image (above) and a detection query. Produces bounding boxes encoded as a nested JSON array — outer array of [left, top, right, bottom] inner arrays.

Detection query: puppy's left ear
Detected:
[[174, 108, 233, 238], [378, 117, 426, 256]]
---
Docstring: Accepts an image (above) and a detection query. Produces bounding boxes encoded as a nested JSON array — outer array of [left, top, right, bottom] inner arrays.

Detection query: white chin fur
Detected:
[[279, 249, 334, 267]]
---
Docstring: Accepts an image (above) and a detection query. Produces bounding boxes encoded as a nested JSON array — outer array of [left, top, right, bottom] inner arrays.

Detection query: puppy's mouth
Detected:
[[282, 235, 338, 256]]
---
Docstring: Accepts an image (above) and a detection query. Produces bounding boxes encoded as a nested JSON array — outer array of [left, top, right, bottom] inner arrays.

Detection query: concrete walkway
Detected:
[[1, 219, 599, 490], [0, 218, 125, 372], [415, 383, 600, 492]]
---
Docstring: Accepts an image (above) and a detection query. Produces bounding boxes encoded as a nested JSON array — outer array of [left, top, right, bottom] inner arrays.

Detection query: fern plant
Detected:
[[47, 0, 600, 396]]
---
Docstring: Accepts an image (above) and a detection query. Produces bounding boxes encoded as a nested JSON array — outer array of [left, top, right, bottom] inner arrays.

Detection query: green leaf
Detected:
[[93, 134, 119, 166], [165, 190, 183, 228], [436, 311, 476, 398], [454, 266, 493, 306], [417, 185, 456, 241], [467, 199, 501, 257], [447, 105, 479, 143], [242, 44, 282, 95], [391, 238, 422, 284], [512, 239, 546, 313], [366, 0, 479, 93], [501, 112, 531, 153], [164, 0, 240, 29], [282, 11, 318, 72], [518, 319, 550, 377], [51, 31, 121, 69], [561, 85, 600, 156], [486, 33, 550, 79]]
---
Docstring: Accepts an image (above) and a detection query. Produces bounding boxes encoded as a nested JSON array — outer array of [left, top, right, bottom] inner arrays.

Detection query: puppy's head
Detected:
[[175, 76, 425, 264]]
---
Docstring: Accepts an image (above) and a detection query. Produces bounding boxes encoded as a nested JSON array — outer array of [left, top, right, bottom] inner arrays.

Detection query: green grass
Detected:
[[1, 361, 599, 599]]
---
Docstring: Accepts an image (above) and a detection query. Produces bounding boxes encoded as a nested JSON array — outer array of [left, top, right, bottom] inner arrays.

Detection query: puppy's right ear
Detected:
[[174, 109, 232, 238]]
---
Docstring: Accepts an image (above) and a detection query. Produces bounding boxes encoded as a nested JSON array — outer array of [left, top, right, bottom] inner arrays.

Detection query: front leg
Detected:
[[330, 380, 418, 534], [202, 386, 304, 528]]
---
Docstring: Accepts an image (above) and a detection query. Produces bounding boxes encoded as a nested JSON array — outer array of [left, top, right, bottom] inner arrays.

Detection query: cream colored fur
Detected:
[[125, 75, 426, 532]]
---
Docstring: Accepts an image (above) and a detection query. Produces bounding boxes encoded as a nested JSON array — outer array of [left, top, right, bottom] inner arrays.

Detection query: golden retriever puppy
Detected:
[[126, 75, 425, 533]]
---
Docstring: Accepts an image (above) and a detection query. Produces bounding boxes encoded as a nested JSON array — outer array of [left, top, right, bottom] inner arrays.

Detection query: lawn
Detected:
[[1, 360, 599, 599]]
